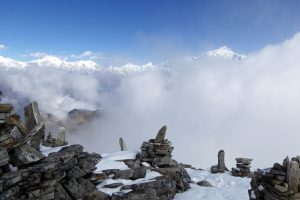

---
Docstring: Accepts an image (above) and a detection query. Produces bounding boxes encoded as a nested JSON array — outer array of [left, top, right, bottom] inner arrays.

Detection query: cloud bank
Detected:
[[1, 33, 300, 168]]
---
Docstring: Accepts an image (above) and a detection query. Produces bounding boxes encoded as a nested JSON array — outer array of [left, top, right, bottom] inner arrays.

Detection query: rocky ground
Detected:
[[3, 97, 300, 200]]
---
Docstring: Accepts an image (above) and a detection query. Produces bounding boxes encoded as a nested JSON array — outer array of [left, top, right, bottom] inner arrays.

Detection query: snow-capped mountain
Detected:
[[205, 46, 246, 60], [0, 54, 158, 74]]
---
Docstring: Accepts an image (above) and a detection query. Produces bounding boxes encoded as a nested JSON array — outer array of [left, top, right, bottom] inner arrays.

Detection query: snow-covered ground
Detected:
[[40, 146, 251, 200], [174, 169, 250, 200], [95, 150, 251, 200]]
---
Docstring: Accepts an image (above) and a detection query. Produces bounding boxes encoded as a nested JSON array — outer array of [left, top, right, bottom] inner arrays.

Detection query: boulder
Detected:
[[197, 180, 213, 187]]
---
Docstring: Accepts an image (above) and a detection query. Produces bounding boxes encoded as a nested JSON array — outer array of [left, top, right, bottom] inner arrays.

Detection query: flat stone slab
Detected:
[[235, 158, 252, 165], [0, 104, 14, 113]]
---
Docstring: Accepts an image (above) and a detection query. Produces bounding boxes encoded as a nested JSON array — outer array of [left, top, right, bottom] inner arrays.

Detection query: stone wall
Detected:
[[249, 156, 300, 200]]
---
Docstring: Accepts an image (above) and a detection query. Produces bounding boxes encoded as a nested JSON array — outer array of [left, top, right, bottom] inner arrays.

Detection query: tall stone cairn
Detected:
[[139, 125, 191, 193], [249, 156, 300, 200]]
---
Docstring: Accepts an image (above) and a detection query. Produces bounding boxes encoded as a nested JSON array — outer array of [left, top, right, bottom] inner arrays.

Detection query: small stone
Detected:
[[103, 182, 124, 188], [274, 183, 288, 193], [197, 180, 213, 187]]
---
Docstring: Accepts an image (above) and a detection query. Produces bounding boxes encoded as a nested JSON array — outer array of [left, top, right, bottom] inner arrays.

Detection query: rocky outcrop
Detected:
[[1, 97, 191, 200], [249, 156, 300, 200], [0, 144, 102, 200], [0, 100, 103, 200]]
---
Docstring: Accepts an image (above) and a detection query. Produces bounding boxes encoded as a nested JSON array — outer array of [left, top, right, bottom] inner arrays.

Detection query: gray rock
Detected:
[[287, 160, 299, 194], [87, 190, 111, 200], [235, 158, 252, 165], [24, 101, 45, 150], [10, 126, 23, 140], [154, 125, 167, 143], [55, 127, 67, 146], [197, 180, 213, 187], [113, 175, 177, 200], [217, 150, 226, 172], [54, 183, 72, 200], [119, 137, 127, 151], [10, 144, 44, 167], [103, 182, 124, 188], [67, 165, 85, 179], [274, 183, 288, 193], [62, 178, 97, 200]]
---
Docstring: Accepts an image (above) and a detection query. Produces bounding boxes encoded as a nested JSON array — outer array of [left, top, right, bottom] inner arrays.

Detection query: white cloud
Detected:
[[2, 33, 300, 169], [0, 44, 6, 50]]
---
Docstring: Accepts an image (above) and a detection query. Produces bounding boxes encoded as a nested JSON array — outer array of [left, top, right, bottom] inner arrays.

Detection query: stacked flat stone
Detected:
[[248, 156, 300, 200], [231, 158, 252, 177], [140, 126, 174, 167]]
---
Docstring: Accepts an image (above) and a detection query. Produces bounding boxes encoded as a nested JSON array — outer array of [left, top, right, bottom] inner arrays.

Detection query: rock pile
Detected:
[[231, 158, 252, 177], [248, 156, 300, 200], [140, 126, 174, 167], [99, 126, 191, 200], [211, 150, 228, 173], [140, 126, 191, 192], [1, 144, 104, 200], [0, 94, 192, 200]]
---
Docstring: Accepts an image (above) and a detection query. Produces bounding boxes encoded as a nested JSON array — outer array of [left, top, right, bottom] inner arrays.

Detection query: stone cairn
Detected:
[[42, 127, 68, 147], [92, 126, 191, 200], [249, 156, 300, 200], [211, 150, 228, 173], [140, 126, 174, 167], [232, 158, 252, 177], [108, 126, 191, 200], [0, 99, 105, 200], [140, 126, 191, 191]]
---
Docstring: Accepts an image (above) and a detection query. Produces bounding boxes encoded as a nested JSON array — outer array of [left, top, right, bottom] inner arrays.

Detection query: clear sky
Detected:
[[1, 0, 300, 62]]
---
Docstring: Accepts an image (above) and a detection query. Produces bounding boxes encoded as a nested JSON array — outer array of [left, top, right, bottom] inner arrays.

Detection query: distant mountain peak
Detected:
[[205, 46, 246, 60]]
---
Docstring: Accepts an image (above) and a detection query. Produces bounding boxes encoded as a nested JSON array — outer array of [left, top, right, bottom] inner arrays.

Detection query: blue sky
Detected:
[[1, 0, 300, 62]]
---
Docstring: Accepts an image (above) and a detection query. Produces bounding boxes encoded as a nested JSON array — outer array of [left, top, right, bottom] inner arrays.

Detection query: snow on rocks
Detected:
[[95, 126, 191, 200]]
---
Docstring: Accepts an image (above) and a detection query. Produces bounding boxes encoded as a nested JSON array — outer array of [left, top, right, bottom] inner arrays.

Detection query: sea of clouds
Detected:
[[1, 33, 300, 169]]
